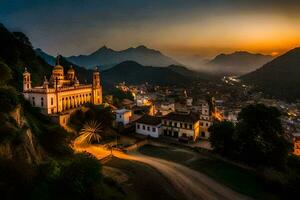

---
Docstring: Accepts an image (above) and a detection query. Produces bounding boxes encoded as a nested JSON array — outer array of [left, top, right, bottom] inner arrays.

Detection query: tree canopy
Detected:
[[209, 104, 291, 168]]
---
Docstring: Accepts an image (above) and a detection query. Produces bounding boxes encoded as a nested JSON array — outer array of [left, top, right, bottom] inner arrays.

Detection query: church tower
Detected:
[[23, 67, 31, 91], [92, 67, 102, 105]]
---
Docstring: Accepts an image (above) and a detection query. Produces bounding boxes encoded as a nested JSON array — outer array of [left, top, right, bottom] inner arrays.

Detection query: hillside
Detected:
[[207, 51, 272, 75], [241, 47, 300, 101], [102, 61, 193, 87], [66, 45, 180, 70], [0, 23, 52, 90]]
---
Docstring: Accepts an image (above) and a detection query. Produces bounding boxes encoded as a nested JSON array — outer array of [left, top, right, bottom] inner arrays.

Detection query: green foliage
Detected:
[[70, 104, 113, 132], [235, 104, 290, 168], [31, 153, 105, 200], [209, 121, 236, 155], [210, 104, 290, 169], [57, 153, 103, 199], [0, 86, 19, 113], [39, 125, 73, 156], [0, 60, 12, 85]]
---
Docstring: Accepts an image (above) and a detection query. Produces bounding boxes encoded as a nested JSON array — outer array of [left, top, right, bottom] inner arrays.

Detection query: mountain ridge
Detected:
[[207, 51, 273, 75], [241, 47, 300, 101], [66, 45, 180, 70]]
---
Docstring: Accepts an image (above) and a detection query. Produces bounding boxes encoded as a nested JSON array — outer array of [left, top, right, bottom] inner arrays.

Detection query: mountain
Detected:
[[66, 45, 180, 70], [102, 61, 193, 87], [207, 51, 272, 75], [241, 47, 300, 101], [35, 48, 56, 66]]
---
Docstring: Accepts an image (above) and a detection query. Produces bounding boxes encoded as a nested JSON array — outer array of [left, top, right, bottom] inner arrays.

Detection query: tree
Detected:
[[77, 120, 103, 145], [58, 153, 103, 199], [0, 61, 12, 85], [0, 86, 19, 113], [235, 104, 290, 168], [209, 121, 236, 156]]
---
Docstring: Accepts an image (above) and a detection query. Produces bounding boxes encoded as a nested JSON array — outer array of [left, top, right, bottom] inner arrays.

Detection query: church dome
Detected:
[[67, 66, 75, 74], [54, 64, 64, 70]]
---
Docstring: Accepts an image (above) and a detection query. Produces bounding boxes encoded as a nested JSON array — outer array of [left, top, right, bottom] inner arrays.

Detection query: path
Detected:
[[74, 142, 252, 200]]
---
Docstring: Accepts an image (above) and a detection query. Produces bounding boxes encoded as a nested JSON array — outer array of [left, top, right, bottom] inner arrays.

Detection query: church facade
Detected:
[[22, 58, 102, 117]]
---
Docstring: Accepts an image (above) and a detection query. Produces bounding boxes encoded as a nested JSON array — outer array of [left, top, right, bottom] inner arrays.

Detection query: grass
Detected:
[[139, 144, 194, 163], [139, 144, 279, 200], [105, 157, 183, 200]]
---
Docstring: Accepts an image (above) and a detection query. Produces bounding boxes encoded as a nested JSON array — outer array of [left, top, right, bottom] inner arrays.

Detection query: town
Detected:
[[1, 1, 300, 199], [24, 57, 300, 156]]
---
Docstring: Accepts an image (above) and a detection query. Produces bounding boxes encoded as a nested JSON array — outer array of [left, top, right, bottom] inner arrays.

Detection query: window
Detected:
[[51, 97, 54, 105], [180, 123, 183, 128], [169, 121, 172, 126], [164, 129, 167, 135], [174, 122, 177, 127], [173, 131, 179, 138], [189, 124, 192, 129], [137, 124, 140, 129], [142, 125, 145, 130], [152, 127, 156, 132], [200, 122, 204, 126], [184, 123, 187, 128], [32, 97, 35, 106], [201, 132, 206, 137], [41, 97, 44, 107], [206, 123, 209, 127], [147, 126, 150, 131]]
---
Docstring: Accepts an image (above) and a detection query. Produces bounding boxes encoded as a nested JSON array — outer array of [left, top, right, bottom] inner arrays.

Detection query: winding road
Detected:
[[74, 143, 252, 200]]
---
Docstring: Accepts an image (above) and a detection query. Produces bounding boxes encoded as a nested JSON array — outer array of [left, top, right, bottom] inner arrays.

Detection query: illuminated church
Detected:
[[22, 57, 102, 121]]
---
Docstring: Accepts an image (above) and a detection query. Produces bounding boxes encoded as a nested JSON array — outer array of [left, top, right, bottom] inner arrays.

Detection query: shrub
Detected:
[[0, 86, 19, 113]]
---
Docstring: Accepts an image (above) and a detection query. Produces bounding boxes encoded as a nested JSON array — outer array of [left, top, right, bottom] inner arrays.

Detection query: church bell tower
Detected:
[[92, 67, 102, 105], [23, 67, 31, 91]]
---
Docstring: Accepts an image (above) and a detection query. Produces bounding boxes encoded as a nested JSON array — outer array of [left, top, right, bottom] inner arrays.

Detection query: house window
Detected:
[[173, 131, 179, 138], [189, 124, 192, 129], [169, 121, 172, 126], [206, 123, 209, 127], [137, 124, 140, 129], [174, 122, 177, 127], [152, 127, 156, 132], [143, 125, 145, 130], [164, 129, 167, 135], [41, 97, 44, 107], [184, 123, 187, 128], [180, 123, 183, 128], [147, 126, 150, 131]]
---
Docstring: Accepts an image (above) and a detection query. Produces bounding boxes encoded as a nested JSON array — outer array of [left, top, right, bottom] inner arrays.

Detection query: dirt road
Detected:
[[74, 143, 252, 200]]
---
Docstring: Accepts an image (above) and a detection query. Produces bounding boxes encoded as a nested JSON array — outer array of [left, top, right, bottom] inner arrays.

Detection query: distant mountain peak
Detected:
[[66, 45, 180, 69], [207, 51, 273, 75]]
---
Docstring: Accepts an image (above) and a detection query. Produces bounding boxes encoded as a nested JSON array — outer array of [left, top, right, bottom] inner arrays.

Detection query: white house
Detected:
[[136, 115, 162, 138], [115, 109, 132, 125]]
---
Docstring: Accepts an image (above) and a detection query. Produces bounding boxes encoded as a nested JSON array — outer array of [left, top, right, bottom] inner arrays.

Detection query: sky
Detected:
[[1, 0, 300, 60]]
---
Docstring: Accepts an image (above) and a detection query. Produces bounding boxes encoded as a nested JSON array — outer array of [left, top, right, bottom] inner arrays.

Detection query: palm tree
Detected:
[[77, 120, 103, 145]]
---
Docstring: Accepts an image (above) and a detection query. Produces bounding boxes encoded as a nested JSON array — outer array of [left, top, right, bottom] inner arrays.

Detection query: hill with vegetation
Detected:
[[0, 23, 124, 200], [207, 51, 272, 75], [241, 47, 300, 101], [102, 61, 196, 87]]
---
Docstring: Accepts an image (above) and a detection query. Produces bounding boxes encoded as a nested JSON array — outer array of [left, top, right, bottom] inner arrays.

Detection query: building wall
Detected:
[[136, 123, 162, 138], [294, 139, 300, 155], [116, 111, 132, 125], [161, 119, 199, 140]]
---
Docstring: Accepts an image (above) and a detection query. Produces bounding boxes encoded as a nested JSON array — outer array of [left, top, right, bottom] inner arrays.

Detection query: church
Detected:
[[22, 57, 102, 126]]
